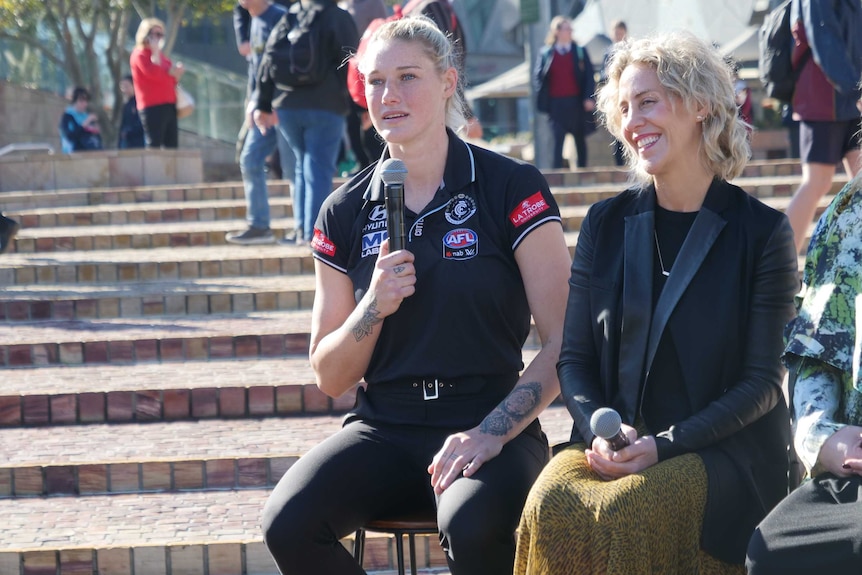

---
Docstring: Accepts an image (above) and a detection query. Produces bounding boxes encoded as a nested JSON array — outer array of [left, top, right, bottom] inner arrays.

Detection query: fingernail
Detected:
[[843, 463, 851, 469]]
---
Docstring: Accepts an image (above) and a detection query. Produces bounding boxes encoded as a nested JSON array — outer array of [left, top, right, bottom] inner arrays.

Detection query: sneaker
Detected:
[[225, 226, 275, 245], [278, 229, 304, 245], [0, 214, 19, 254]]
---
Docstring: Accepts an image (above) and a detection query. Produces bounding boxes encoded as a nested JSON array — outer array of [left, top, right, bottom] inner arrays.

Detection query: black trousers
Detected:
[[746, 473, 862, 574], [140, 103, 178, 149], [548, 95, 588, 169], [261, 417, 548, 575]]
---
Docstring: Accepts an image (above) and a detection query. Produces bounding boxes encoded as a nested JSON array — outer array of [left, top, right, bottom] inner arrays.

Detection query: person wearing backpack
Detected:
[[253, 0, 359, 246], [534, 15, 596, 169], [781, 0, 862, 254], [225, 0, 296, 246]]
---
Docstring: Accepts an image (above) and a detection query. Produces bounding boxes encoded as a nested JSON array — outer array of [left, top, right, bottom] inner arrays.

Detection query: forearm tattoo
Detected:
[[480, 381, 542, 436], [351, 296, 383, 341]]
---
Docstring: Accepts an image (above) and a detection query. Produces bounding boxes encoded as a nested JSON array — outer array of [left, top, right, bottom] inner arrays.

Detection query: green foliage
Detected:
[[0, 0, 235, 146]]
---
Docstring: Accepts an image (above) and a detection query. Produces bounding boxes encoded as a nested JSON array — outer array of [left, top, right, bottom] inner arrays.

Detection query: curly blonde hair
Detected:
[[135, 18, 166, 49], [358, 15, 467, 134], [597, 31, 750, 185]]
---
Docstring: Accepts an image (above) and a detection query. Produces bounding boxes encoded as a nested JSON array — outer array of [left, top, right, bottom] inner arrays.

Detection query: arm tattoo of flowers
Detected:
[[480, 381, 542, 436], [352, 296, 383, 341]]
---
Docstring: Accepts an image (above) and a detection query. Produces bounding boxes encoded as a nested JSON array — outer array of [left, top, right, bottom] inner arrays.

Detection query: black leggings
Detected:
[[139, 103, 178, 149], [261, 418, 549, 575], [746, 473, 862, 574]]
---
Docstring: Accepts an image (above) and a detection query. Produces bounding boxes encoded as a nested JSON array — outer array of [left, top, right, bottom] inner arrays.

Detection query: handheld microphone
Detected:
[[381, 158, 408, 251], [589, 407, 630, 451]]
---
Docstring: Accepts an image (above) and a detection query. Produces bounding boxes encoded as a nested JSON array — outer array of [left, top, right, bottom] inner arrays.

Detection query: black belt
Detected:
[[369, 374, 515, 401], [353, 373, 520, 428]]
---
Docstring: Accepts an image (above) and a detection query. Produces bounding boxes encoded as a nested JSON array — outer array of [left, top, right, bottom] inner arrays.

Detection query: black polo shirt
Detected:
[[311, 131, 561, 385]]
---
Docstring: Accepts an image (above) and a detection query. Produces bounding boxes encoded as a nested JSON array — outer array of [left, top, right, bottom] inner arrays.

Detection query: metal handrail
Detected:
[[0, 143, 55, 157]]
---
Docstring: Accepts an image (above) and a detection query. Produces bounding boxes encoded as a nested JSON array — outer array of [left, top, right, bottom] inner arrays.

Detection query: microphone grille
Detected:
[[380, 158, 408, 185], [590, 407, 622, 439]]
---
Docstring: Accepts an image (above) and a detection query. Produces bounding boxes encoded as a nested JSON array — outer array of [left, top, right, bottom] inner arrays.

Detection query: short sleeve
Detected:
[[503, 163, 562, 251], [310, 184, 356, 274]]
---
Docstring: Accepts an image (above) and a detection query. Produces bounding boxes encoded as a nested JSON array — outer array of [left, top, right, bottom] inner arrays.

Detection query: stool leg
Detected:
[[353, 529, 365, 566], [408, 533, 418, 575], [394, 532, 406, 575]]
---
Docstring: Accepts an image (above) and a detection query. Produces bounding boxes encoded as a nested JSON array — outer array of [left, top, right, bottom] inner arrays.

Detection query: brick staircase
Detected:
[[0, 160, 846, 575]]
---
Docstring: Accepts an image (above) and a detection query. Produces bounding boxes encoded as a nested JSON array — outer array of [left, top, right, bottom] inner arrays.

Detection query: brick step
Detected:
[[0, 487, 450, 574], [8, 217, 303, 254], [0, 275, 316, 322], [0, 311, 315, 367], [11, 197, 294, 230], [0, 245, 313, 286], [557, 192, 833, 231], [4, 173, 836, 233], [0, 309, 545, 368], [538, 158, 804, 189], [8, 178, 837, 255], [0, 403, 570, 497], [0, 357, 335, 426], [550, 174, 845, 207], [0, 180, 291, 211], [0, 348, 541, 427]]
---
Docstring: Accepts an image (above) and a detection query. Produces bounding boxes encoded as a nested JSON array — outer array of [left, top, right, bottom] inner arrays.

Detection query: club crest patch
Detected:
[[443, 228, 478, 260], [445, 194, 477, 225]]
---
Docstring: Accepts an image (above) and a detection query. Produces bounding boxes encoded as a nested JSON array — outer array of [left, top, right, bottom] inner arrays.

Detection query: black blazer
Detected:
[[534, 42, 596, 115], [559, 179, 799, 561]]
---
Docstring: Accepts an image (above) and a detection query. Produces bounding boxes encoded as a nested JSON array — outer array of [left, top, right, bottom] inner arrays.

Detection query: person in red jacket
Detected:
[[130, 18, 185, 148]]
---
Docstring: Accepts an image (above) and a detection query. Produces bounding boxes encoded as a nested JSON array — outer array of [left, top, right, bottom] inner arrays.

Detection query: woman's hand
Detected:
[[816, 425, 862, 477], [585, 428, 658, 480], [171, 62, 185, 81], [367, 239, 415, 319], [428, 428, 505, 495]]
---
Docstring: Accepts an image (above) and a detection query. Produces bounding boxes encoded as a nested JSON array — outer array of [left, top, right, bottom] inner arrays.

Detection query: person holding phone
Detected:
[[130, 18, 184, 148]]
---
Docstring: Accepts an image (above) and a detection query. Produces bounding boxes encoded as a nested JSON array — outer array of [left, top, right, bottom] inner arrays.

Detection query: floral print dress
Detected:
[[783, 176, 862, 476]]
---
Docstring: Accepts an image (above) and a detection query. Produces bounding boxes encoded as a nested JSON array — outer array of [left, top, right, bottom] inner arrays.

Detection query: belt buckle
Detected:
[[422, 379, 440, 401]]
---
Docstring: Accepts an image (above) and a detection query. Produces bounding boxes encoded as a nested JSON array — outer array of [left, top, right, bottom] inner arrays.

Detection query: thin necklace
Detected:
[[654, 231, 671, 277]]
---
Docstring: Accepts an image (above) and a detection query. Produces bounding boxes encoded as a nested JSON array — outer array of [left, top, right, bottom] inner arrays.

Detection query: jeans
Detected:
[[275, 108, 344, 241], [239, 122, 295, 230]]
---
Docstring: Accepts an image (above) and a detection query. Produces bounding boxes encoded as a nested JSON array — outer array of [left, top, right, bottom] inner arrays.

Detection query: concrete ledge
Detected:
[[0, 148, 203, 192]]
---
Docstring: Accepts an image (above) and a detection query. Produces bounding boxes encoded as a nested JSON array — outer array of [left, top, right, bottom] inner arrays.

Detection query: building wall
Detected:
[[0, 81, 239, 182]]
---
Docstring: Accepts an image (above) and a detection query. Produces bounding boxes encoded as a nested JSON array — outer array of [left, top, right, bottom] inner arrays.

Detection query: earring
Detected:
[[696, 115, 704, 122]]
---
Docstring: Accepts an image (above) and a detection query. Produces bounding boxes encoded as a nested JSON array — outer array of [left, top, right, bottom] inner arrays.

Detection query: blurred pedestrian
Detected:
[[59, 87, 103, 153], [782, 0, 862, 253], [535, 15, 596, 169], [118, 75, 145, 149], [130, 18, 185, 149], [226, 0, 297, 246]]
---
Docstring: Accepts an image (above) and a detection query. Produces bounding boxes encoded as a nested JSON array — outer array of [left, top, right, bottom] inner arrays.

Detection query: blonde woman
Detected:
[[260, 15, 570, 575], [130, 18, 184, 148], [515, 32, 799, 574]]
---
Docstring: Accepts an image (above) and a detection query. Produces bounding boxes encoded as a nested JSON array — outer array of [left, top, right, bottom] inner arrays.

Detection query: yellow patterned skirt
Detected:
[[515, 445, 744, 575]]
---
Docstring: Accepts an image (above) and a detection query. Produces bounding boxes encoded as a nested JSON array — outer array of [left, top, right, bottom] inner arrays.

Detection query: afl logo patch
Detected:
[[443, 228, 478, 260], [445, 194, 477, 225]]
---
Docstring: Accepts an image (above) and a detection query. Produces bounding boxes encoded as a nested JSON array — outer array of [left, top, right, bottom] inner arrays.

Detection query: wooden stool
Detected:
[[353, 513, 438, 575]]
